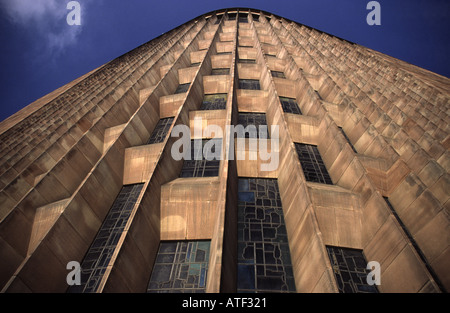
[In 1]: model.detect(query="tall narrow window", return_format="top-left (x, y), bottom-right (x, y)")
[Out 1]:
top-left (238, 79), bottom-right (261, 90)
top-left (338, 127), bottom-right (357, 153)
top-left (279, 96), bottom-right (302, 115)
top-left (147, 117), bottom-right (174, 144)
top-left (174, 83), bottom-right (190, 94)
top-left (179, 139), bottom-right (221, 177)
top-left (237, 178), bottom-right (296, 293)
top-left (201, 94), bottom-right (227, 110)
top-left (237, 112), bottom-right (269, 139)
top-left (68, 183), bottom-right (144, 293)
top-left (147, 241), bottom-right (211, 293)
top-left (294, 143), bottom-right (333, 184)
top-left (326, 246), bottom-right (378, 293)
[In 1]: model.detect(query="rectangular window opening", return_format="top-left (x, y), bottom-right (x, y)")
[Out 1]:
top-left (279, 96), bottom-right (302, 115)
top-left (237, 112), bottom-right (269, 139)
top-left (147, 117), bottom-right (174, 144)
top-left (147, 240), bottom-right (211, 293)
top-left (238, 79), bottom-right (261, 90)
top-left (271, 71), bottom-right (286, 79)
top-left (174, 83), bottom-right (190, 94)
top-left (237, 178), bottom-right (296, 293)
top-left (294, 143), bottom-right (333, 185)
top-left (211, 68), bottom-right (230, 75)
top-left (179, 139), bottom-right (222, 178)
top-left (326, 246), bottom-right (378, 293)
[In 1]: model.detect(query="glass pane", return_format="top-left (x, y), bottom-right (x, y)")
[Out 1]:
top-left (237, 113), bottom-right (269, 139)
top-left (67, 183), bottom-right (144, 293)
top-left (179, 139), bottom-right (222, 177)
top-left (279, 96), bottom-right (302, 114)
top-left (174, 83), bottom-right (190, 94)
top-left (271, 71), bottom-right (285, 78)
top-left (238, 79), bottom-right (261, 90)
top-left (148, 241), bottom-right (211, 293)
top-left (201, 94), bottom-right (227, 110)
top-left (294, 143), bottom-right (333, 185)
top-left (147, 117), bottom-right (174, 144)
top-left (211, 68), bottom-right (230, 75)
top-left (238, 59), bottom-right (256, 64)
top-left (237, 178), bottom-right (296, 293)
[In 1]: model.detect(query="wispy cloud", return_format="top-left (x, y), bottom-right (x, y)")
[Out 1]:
top-left (1, 0), bottom-right (85, 57)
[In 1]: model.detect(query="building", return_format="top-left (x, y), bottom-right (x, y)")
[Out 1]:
top-left (0, 8), bottom-right (448, 293)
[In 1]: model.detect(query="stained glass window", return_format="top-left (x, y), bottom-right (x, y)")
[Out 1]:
top-left (67, 183), bottom-right (144, 293)
top-left (326, 246), bottom-right (378, 293)
top-left (238, 14), bottom-right (248, 23)
top-left (238, 79), bottom-right (261, 90)
top-left (174, 83), bottom-right (190, 94)
top-left (237, 178), bottom-right (296, 293)
top-left (147, 241), bottom-right (211, 293)
top-left (279, 96), bottom-right (302, 115)
top-left (179, 139), bottom-right (221, 177)
top-left (147, 117), bottom-right (174, 144)
top-left (200, 94), bottom-right (227, 110)
top-left (237, 112), bottom-right (269, 139)
top-left (271, 71), bottom-right (286, 78)
top-left (211, 68), bottom-right (230, 75)
top-left (294, 143), bottom-right (333, 185)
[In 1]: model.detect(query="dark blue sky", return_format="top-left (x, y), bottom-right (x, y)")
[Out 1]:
top-left (0, 0), bottom-right (449, 123)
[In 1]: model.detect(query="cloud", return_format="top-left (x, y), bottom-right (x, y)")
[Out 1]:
top-left (1, 0), bottom-right (85, 56)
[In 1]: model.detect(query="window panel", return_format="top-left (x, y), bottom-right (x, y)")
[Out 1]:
top-left (338, 127), bottom-right (357, 153)
top-left (326, 246), bottom-right (378, 293)
top-left (279, 96), bottom-right (302, 114)
top-left (238, 79), bottom-right (261, 90)
top-left (211, 68), bottom-right (230, 75)
top-left (200, 94), bottom-right (227, 110)
top-left (67, 183), bottom-right (144, 293)
top-left (237, 113), bottom-right (269, 139)
top-left (238, 59), bottom-right (256, 64)
top-left (179, 139), bottom-right (221, 177)
top-left (147, 117), bottom-right (174, 144)
top-left (147, 241), bottom-right (211, 293)
top-left (294, 143), bottom-right (333, 184)
top-left (271, 71), bottom-right (285, 78)
top-left (237, 178), bottom-right (296, 293)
